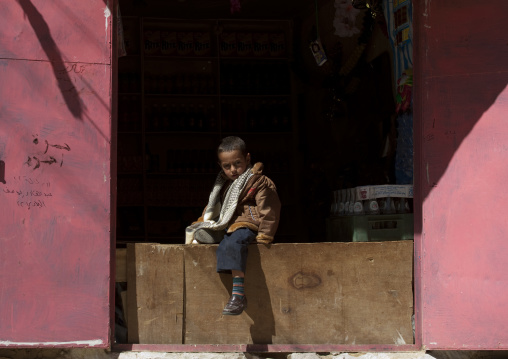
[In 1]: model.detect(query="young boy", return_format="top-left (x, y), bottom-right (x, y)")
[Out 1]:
top-left (185, 136), bottom-right (281, 315)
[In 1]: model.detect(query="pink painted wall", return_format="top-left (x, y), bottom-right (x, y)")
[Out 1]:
top-left (0, 0), bottom-right (113, 347)
top-left (414, 0), bottom-right (508, 350)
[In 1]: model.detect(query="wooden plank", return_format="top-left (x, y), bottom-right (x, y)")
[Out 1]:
top-left (130, 244), bottom-right (185, 344)
top-left (184, 245), bottom-right (255, 344)
top-left (184, 241), bottom-right (413, 345)
top-left (126, 244), bottom-right (139, 343)
top-left (116, 248), bottom-right (127, 282)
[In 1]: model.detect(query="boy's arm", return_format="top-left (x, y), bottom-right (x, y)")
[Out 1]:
top-left (254, 180), bottom-right (281, 244)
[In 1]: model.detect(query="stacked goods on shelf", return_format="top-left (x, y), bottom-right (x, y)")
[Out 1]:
top-left (326, 185), bottom-right (414, 243)
top-left (220, 63), bottom-right (289, 95)
top-left (117, 177), bottom-right (143, 206)
top-left (221, 98), bottom-right (291, 132)
top-left (118, 95), bottom-right (141, 132)
top-left (165, 150), bottom-right (217, 174)
top-left (144, 27), bottom-right (213, 57)
top-left (144, 71), bottom-right (216, 95)
top-left (117, 136), bottom-right (143, 173)
top-left (330, 185), bottom-right (413, 217)
top-left (145, 102), bottom-right (218, 132)
top-left (219, 31), bottom-right (286, 58)
top-left (118, 72), bottom-right (141, 93)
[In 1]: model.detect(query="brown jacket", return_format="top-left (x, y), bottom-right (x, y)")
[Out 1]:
top-left (196, 162), bottom-right (281, 244)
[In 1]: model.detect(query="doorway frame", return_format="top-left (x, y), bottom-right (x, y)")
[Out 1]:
top-left (111, 0), bottom-right (424, 352)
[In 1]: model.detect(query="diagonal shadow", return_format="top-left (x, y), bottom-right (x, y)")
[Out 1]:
top-left (413, 0), bottom-right (508, 232)
top-left (16, 0), bottom-right (85, 120)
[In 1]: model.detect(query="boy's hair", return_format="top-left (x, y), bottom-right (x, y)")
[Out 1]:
top-left (217, 136), bottom-right (247, 156)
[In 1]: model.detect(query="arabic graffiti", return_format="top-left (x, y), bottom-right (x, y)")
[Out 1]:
top-left (11, 176), bottom-right (51, 187)
top-left (44, 139), bottom-right (71, 154)
top-left (3, 188), bottom-right (53, 198)
top-left (25, 134), bottom-right (71, 171)
top-left (2, 177), bottom-right (53, 210)
top-left (17, 200), bottom-right (47, 209)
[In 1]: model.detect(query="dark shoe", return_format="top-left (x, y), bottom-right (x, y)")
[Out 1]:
top-left (222, 295), bottom-right (247, 316)
top-left (194, 229), bottom-right (224, 244)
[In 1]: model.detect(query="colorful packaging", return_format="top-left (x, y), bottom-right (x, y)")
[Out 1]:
top-left (269, 32), bottom-right (286, 57)
top-left (252, 32), bottom-right (269, 57)
top-left (193, 31), bottom-right (211, 56)
top-left (144, 30), bottom-right (160, 55)
top-left (309, 38), bottom-right (327, 66)
top-left (177, 32), bottom-right (194, 56)
top-left (161, 31), bottom-right (177, 55)
top-left (236, 32), bottom-right (253, 57)
top-left (220, 32), bottom-right (237, 57)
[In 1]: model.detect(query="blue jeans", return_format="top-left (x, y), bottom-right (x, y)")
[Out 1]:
top-left (216, 228), bottom-right (256, 273)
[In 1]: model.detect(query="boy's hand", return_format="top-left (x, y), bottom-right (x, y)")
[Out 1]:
top-left (191, 216), bottom-right (204, 225)
top-left (256, 233), bottom-right (274, 244)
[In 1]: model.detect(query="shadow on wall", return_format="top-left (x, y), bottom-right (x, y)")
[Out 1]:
top-left (413, 0), bottom-right (508, 231)
top-left (16, 0), bottom-right (86, 120)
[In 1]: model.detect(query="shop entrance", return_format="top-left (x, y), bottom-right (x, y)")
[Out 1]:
top-left (114, 0), bottom-right (415, 348)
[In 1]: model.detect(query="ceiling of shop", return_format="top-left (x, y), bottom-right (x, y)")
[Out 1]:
top-left (122, 0), bottom-right (326, 19)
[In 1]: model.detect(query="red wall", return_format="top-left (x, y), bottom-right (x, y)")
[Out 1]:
top-left (414, 0), bottom-right (508, 349)
top-left (0, 0), bottom-right (113, 347)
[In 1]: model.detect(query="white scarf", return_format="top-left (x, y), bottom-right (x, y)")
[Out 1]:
top-left (185, 168), bottom-right (253, 244)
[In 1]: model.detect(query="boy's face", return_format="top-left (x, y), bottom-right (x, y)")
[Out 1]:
top-left (218, 150), bottom-right (251, 181)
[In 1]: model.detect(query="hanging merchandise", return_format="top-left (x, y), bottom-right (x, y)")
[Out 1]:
top-left (310, 0), bottom-right (328, 66)
top-left (338, 8), bottom-right (374, 76)
top-left (310, 38), bottom-right (328, 66)
top-left (324, 7), bottom-right (375, 122)
top-left (394, 69), bottom-right (413, 184)
top-left (333, 0), bottom-right (361, 37)
top-left (395, 68), bottom-right (412, 113)
top-left (382, 0), bottom-right (413, 83)
top-left (395, 112), bottom-right (413, 184)
top-left (230, 0), bottom-right (241, 14)
top-left (383, 0), bottom-right (413, 184)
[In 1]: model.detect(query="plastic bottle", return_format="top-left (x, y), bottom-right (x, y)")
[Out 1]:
top-left (379, 197), bottom-right (396, 214)
top-left (348, 188), bottom-right (355, 215)
top-left (338, 189), bottom-right (346, 215)
top-left (343, 189), bottom-right (350, 216)
top-left (366, 198), bottom-right (380, 215)
top-left (353, 188), bottom-right (364, 215)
